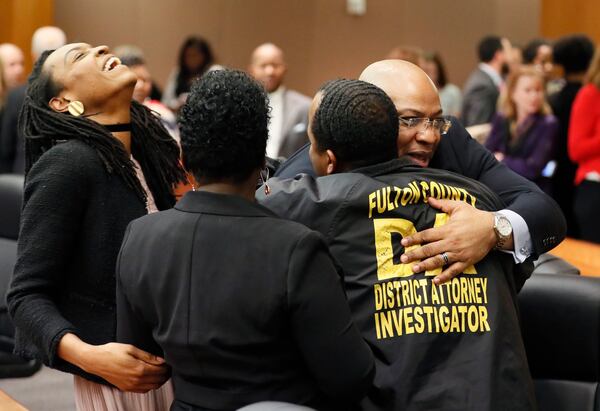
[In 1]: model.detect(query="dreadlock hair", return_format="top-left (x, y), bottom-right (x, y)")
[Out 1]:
top-left (312, 79), bottom-right (399, 170)
top-left (21, 49), bottom-right (186, 210)
top-left (179, 69), bottom-right (269, 183)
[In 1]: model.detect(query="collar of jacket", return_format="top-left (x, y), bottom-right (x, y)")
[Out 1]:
top-left (350, 157), bottom-right (422, 178)
top-left (175, 190), bottom-right (278, 217)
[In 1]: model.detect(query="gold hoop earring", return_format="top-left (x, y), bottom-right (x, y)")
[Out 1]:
top-left (67, 100), bottom-right (85, 117)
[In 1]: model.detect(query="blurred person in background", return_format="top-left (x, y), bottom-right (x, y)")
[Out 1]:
top-left (114, 44), bottom-right (163, 101)
top-left (507, 43), bottom-right (524, 74)
top-left (162, 36), bottom-right (220, 112)
top-left (0, 57), bottom-right (6, 131)
top-left (0, 44), bottom-right (24, 91)
top-left (386, 45), bottom-right (423, 65)
top-left (568, 48), bottom-right (600, 243)
top-left (0, 26), bottom-right (66, 173)
top-left (523, 39), bottom-right (553, 79)
top-left (485, 66), bottom-right (558, 192)
top-left (248, 43), bottom-right (310, 159)
top-left (462, 35), bottom-right (511, 127)
top-left (548, 34), bottom-right (595, 237)
top-left (420, 51), bottom-right (462, 117)
top-left (116, 45), bottom-right (179, 141)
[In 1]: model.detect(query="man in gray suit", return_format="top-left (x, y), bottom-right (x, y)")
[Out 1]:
top-left (249, 43), bottom-right (311, 159)
top-left (461, 36), bottom-right (510, 127)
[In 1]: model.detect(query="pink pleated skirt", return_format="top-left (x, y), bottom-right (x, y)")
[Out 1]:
top-left (73, 376), bottom-right (174, 411)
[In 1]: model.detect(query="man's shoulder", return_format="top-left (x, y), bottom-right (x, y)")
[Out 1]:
top-left (259, 173), bottom-right (364, 229)
top-left (285, 88), bottom-right (311, 106)
top-left (463, 68), bottom-right (494, 91)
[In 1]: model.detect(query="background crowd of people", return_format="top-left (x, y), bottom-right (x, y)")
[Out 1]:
top-left (0, 30), bottom-right (598, 243)
top-left (0, 23), bottom-right (597, 411)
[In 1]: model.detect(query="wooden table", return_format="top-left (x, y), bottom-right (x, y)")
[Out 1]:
top-left (0, 390), bottom-right (27, 411)
top-left (549, 237), bottom-right (600, 277)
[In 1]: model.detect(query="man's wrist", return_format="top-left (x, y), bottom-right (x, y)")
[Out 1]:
top-left (493, 212), bottom-right (514, 250)
top-left (496, 209), bottom-right (532, 262)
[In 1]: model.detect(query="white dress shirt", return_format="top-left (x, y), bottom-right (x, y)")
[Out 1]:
top-left (497, 209), bottom-right (532, 263)
top-left (266, 86), bottom-right (285, 158)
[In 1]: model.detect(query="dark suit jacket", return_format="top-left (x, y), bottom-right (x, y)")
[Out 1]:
top-left (0, 85), bottom-right (26, 173)
top-left (548, 81), bottom-right (582, 236)
top-left (461, 68), bottom-right (500, 127)
top-left (259, 159), bottom-right (536, 411)
top-left (273, 117), bottom-right (566, 258)
top-left (277, 89), bottom-right (311, 159)
top-left (116, 191), bottom-right (374, 410)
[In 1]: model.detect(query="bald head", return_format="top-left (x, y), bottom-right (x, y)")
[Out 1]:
top-left (251, 43), bottom-right (284, 64)
top-left (0, 43), bottom-right (25, 89)
top-left (248, 43), bottom-right (287, 92)
top-left (31, 26), bottom-right (67, 60)
top-left (360, 60), bottom-right (443, 167)
top-left (360, 59), bottom-right (439, 110)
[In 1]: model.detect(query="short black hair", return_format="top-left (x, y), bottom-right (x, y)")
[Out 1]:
top-left (478, 35), bottom-right (503, 63)
top-left (312, 79), bottom-right (398, 169)
top-left (523, 38), bottom-right (550, 64)
top-left (553, 35), bottom-right (595, 75)
top-left (179, 69), bottom-right (269, 182)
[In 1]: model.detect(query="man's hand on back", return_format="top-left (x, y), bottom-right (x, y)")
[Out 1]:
top-left (400, 197), bottom-right (508, 285)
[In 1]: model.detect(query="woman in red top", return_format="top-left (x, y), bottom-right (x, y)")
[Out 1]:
top-left (568, 49), bottom-right (600, 243)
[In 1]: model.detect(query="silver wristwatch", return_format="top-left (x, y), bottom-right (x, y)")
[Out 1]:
top-left (493, 213), bottom-right (513, 250)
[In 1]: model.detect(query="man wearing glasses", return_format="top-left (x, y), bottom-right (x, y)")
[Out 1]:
top-left (273, 59), bottom-right (566, 288)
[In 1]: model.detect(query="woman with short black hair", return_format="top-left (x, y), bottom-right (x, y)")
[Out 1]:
top-left (116, 69), bottom-right (375, 411)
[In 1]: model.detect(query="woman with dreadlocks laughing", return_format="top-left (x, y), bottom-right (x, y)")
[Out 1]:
top-left (6, 43), bottom-right (186, 410)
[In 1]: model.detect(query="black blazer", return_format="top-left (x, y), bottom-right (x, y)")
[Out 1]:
top-left (116, 191), bottom-right (374, 410)
top-left (273, 117), bottom-right (566, 258)
top-left (7, 140), bottom-right (150, 384)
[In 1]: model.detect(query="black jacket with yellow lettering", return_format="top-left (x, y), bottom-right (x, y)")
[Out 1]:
top-left (257, 158), bottom-right (536, 411)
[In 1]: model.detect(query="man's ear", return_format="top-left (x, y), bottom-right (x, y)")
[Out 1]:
top-left (325, 149), bottom-right (337, 175)
top-left (49, 96), bottom-right (70, 113)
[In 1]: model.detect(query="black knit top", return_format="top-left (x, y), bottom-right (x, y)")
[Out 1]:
top-left (7, 139), bottom-right (172, 384)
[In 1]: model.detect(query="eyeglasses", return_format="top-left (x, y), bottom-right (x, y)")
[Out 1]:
top-left (398, 116), bottom-right (452, 135)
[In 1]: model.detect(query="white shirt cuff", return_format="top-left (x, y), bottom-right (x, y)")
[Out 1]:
top-left (496, 209), bottom-right (532, 263)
